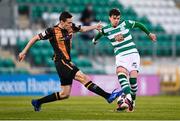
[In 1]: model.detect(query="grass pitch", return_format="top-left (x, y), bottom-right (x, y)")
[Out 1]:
top-left (0, 96), bottom-right (180, 120)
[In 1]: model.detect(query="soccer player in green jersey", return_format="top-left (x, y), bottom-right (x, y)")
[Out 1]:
top-left (92, 8), bottom-right (157, 112)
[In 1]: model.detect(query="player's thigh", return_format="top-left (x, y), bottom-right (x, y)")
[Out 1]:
top-left (129, 53), bottom-right (140, 78)
top-left (116, 55), bottom-right (129, 75)
top-left (74, 70), bottom-right (90, 85)
top-left (129, 53), bottom-right (140, 71)
top-left (55, 59), bottom-right (79, 85)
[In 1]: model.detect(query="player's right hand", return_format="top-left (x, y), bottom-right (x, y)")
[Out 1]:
top-left (18, 52), bottom-right (26, 62)
top-left (96, 22), bottom-right (102, 32)
top-left (115, 34), bottom-right (124, 42)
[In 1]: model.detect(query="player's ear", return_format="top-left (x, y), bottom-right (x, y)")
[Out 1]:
top-left (109, 16), bottom-right (111, 21)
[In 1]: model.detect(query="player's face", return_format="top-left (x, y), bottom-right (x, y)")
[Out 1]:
top-left (109, 15), bottom-right (120, 27)
top-left (63, 18), bottom-right (73, 30)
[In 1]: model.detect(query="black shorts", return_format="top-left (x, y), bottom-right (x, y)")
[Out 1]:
top-left (54, 59), bottom-right (79, 86)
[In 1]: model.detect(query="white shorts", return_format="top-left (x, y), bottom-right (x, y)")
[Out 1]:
top-left (115, 53), bottom-right (140, 72)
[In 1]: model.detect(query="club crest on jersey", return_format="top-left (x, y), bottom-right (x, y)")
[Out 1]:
top-left (132, 62), bottom-right (137, 68)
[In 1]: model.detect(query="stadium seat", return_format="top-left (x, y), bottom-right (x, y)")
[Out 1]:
top-left (154, 24), bottom-right (165, 33)
top-left (176, 41), bottom-right (180, 56)
top-left (156, 41), bottom-right (172, 56)
top-left (15, 68), bottom-right (29, 74)
top-left (45, 58), bottom-right (55, 67)
top-left (32, 6), bottom-right (49, 19)
top-left (71, 49), bottom-right (78, 59)
top-left (80, 67), bottom-right (106, 74)
top-left (50, 6), bottom-right (64, 13)
top-left (33, 55), bottom-right (43, 65)
top-left (176, 35), bottom-right (180, 41)
top-left (0, 58), bottom-right (15, 68)
top-left (0, 58), bottom-right (4, 67)
top-left (0, 29), bottom-right (8, 46)
top-left (72, 58), bottom-right (92, 67)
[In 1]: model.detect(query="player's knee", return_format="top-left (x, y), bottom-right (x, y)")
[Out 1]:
top-left (75, 71), bottom-right (90, 84)
top-left (80, 74), bottom-right (89, 84)
top-left (116, 66), bottom-right (128, 75)
top-left (82, 74), bottom-right (89, 81)
top-left (130, 71), bottom-right (138, 78)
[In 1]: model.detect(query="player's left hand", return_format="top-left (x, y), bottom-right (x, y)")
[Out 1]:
top-left (149, 33), bottom-right (157, 42)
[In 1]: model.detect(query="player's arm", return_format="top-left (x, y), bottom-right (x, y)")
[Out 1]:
top-left (18, 35), bottom-right (40, 62)
top-left (134, 22), bottom-right (157, 41)
top-left (80, 22), bottom-right (102, 32)
top-left (18, 28), bottom-right (53, 62)
top-left (92, 32), bottom-right (103, 45)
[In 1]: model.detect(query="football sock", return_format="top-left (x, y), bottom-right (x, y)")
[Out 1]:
top-left (37, 92), bottom-right (62, 105)
top-left (130, 78), bottom-right (138, 101)
top-left (118, 73), bottom-right (131, 95)
top-left (84, 81), bottom-right (110, 99)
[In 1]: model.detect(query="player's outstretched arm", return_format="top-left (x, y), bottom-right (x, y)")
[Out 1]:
top-left (92, 32), bottom-right (103, 45)
top-left (80, 22), bottom-right (102, 32)
top-left (18, 35), bottom-right (40, 62)
top-left (134, 22), bottom-right (157, 42)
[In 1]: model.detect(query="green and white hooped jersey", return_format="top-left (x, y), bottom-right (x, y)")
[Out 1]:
top-left (102, 20), bottom-right (138, 56)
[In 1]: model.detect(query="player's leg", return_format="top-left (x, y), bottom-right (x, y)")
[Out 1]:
top-left (74, 70), bottom-right (110, 99)
top-left (127, 53), bottom-right (140, 111)
top-left (31, 59), bottom-right (74, 111)
top-left (32, 85), bottom-right (71, 110)
top-left (31, 84), bottom-right (72, 112)
top-left (129, 70), bottom-right (138, 107)
top-left (37, 85), bottom-right (71, 104)
top-left (74, 70), bottom-right (122, 103)
top-left (116, 66), bottom-right (134, 111)
top-left (116, 66), bottom-right (131, 100)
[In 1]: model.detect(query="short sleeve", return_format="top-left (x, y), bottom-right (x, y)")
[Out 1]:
top-left (72, 23), bottom-right (81, 33)
top-left (125, 20), bottom-right (136, 28)
top-left (38, 28), bottom-right (53, 40)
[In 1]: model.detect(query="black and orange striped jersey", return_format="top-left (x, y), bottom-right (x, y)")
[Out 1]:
top-left (38, 23), bottom-right (81, 61)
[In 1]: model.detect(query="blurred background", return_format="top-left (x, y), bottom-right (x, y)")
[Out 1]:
top-left (0, 0), bottom-right (180, 96)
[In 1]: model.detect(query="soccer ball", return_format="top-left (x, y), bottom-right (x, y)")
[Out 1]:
top-left (116, 95), bottom-right (129, 111)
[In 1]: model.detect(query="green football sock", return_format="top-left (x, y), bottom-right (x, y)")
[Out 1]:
top-left (130, 78), bottom-right (138, 101)
top-left (118, 73), bottom-right (131, 94)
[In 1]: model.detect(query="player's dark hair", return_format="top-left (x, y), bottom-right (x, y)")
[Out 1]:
top-left (109, 8), bottom-right (121, 17)
top-left (59, 11), bottom-right (72, 22)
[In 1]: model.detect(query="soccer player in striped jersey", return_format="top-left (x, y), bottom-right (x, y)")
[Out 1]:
top-left (92, 8), bottom-right (157, 112)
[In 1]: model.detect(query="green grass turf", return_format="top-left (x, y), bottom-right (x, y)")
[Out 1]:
top-left (0, 96), bottom-right (180, 120)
